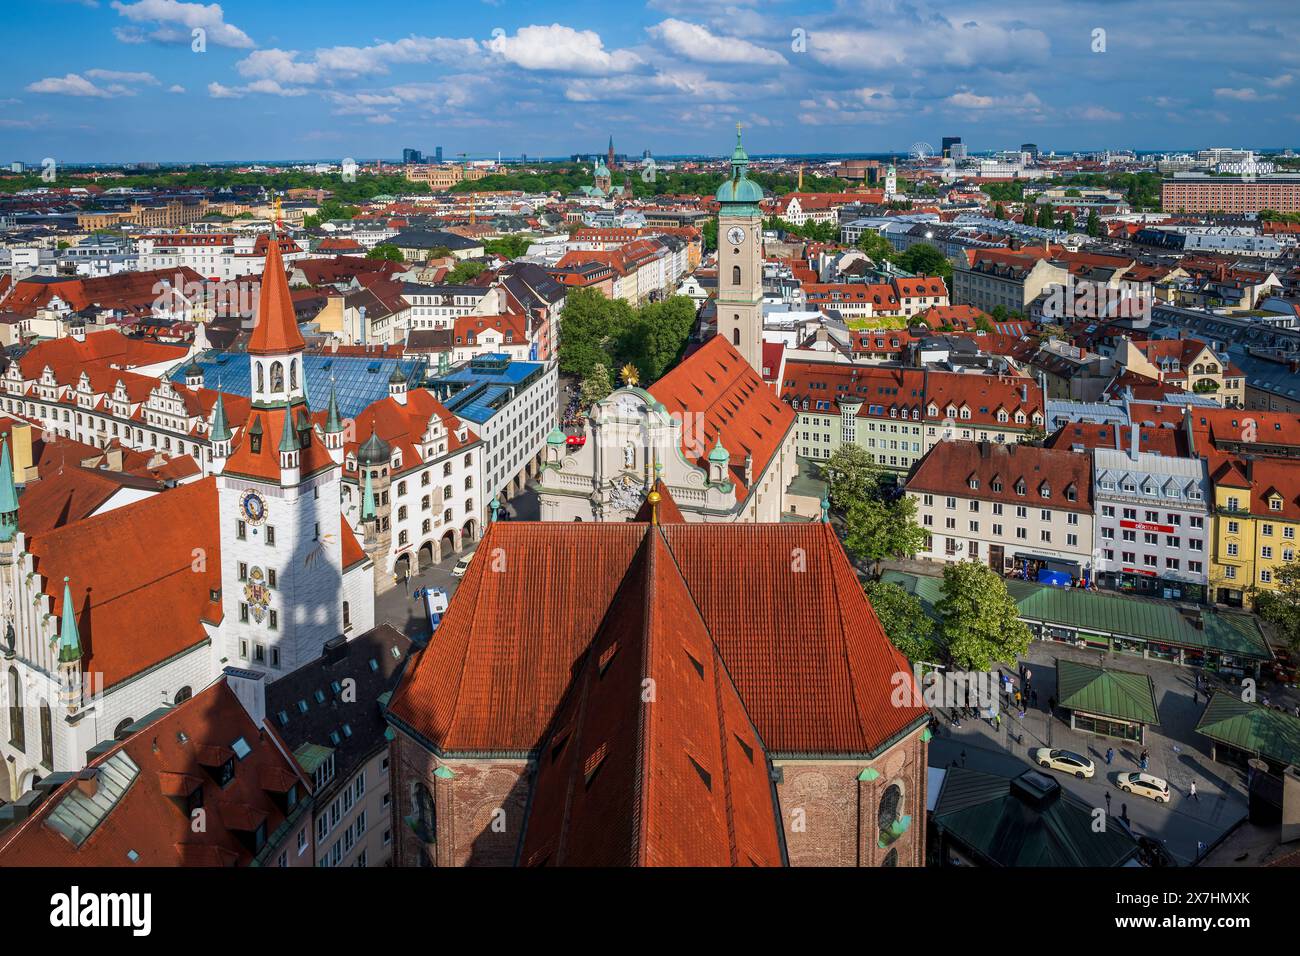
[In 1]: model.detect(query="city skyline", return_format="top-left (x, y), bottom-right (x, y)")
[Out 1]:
top-left (3, 0), bottom-right (1298, 163)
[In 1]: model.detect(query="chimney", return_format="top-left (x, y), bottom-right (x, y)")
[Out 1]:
top-left (74, 768), bottom-right (100, 798)
top-left (1129, 421), bottom-right (1140, 461)
top-left (222, 666), bottom-right (266, 728)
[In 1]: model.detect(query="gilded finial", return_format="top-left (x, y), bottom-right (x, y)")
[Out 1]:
top-left (647, 490), bottom-right (661, 526)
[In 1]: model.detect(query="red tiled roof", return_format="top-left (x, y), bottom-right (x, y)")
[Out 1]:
top-left (647, 335), bottom-right (794, 501)
top-left (247, 237), bottom-right (305, 355)
top-left (0, 680), bottom-right (307, 866)
top-left (907, 441), bottom-right (1093, 512)
top-left (224, 405), bottom-right (335, 483)
top-left (519, 531), bottom-right (782, 866)
top-left (387, 521), bottom-right (926, 759)
top-left (27, 477), bottom-right (222, 689)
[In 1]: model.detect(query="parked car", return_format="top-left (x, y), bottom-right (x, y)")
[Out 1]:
top-left (1033, 747), bottom-right (1096, 779)
top-left (1117, 772), bottom-right (1171, 803)
top-left (450, 550), bottom-right (477, 579)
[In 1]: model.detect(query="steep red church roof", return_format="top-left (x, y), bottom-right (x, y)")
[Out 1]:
top-left (247, 236), bottom-right (306, 355)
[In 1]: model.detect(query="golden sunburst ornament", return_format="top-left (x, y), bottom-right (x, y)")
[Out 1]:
top-left (620, 364), bottom-right (640, 387)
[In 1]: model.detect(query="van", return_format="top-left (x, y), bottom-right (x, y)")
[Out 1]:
top-left (450, 550), bottom-right (477, 579)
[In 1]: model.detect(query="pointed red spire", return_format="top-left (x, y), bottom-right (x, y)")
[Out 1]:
top-left (248, 234), bottom-right (305, 355)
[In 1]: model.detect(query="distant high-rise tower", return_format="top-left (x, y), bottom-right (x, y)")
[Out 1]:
top-left (435, 145), bottom-right (443, 163)
top-left (942, 136), bottom-right (961, 159)
top-left (884, 164), bottom-right (898, 199)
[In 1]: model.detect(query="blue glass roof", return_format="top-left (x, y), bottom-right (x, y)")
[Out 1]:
top-left (429, 353), bottom-right (546, 424)
top-left (169, 351), bottom-right (423, 419)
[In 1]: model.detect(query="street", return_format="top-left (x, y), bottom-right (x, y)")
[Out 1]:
top-left (929, 638), bottom-right (1252, 866)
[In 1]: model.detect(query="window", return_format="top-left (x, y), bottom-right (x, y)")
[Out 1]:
top-left (8, 667), bottom-right (25, 752)
top-left (266, 526), bottom-right (276, 546)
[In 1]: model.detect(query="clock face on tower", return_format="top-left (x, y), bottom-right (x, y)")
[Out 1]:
top-left (239, 489), bottom-right (267, 525)
top-left (726, 226), bottom-right (746, 246)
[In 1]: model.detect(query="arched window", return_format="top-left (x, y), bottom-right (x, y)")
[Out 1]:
top-left (464, 498), bottom-right (473, 513)
top-left (173, 686), bottom-right (192, 705)
top-left (270, 362), bottom-right (285, 393)
top-left (256, 363), bottom-right (265, 393)
top-left (343, 601), bottom-right (351, 629)
top-left (881, 847), bottom-right (898, 867)
top-left (39, 700), bottom-right (53, 769)
top-left (443, 508), bottom-right (453, 523)
top-left (732, 265), bottom-right (742, 286)
top-left (114, 717), bottom-right (135, 740)
top-left (7, 667), bottom-right (24, 752)
top-left (733, 328), bottom-right (741, 346)
top-left (413, 782), bottom-right (436, 843)
top-left (289, 359), bottom-right (298, 390)
top-left (878, 783), bottom-right (902, 833)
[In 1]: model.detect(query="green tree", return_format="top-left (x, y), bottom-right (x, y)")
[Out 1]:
top-left (892, 242), bottom-right (951, 280)
top-left (579, 363), bottom-right (614, 407)
top-left (823, 443), bottom-right (882, 509)
top-left (993, 202), bottom-right (1007, 221)
top-left (1086, 209), bottom-right (1103, 237)
top-left (841, 493), bottom-right (927, 574)
top-left (365, 243), bottom-right (403, 262)
top-left (865, 580), bottom-right (938, 661)
top-left (623, 296), bottom-right (697, 382)
top-left (1255, 564), bottom-right (1300, 652)
top-left (1060, 212), bottom-right (1075, 233)
top-left (445, 260), bottom-right (487, 284)
top-left (935, 560), bottom-right (1033, 671)
top-left (1037, 203), bottom-right (1055, 229)
top-left (856, 230), bottom-right (896, 263)
top-left (483, 235), bottom-right (532, 259)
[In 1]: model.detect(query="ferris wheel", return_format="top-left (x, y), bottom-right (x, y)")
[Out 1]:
top-left (910, 141), bottom-right (934, 162)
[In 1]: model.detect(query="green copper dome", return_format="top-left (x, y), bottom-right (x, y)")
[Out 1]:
top-left (546, 426), bottom-right (567, 445)
top-left (714, 124), bottom-right (764, 206)
top-left (708, 437), bottom-right (730, 463)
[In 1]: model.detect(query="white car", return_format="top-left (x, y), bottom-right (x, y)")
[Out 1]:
top-left (1117, 772), bottom-right (1171, 803)
top-left (1033, 748), bottom-right (1096, 779)
top-left (450, 550), bottom-right (477, 579)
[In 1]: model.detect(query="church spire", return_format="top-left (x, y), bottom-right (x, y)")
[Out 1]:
top-left (0, 436), bottom-right (18, 543)
top-left (248, 235), bottom-right (305, 356)
top-left (57, 577), bottom-right (82, 663)
top-left (210, 392), bottom-right (232, 443)
top-left (324, 380), bottom-right (344, 434)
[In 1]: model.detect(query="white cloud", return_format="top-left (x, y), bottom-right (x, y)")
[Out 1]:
top-left (1073, 106), bottom-right (1123, 121)
top-left (235, 36), bottom-right (481, 87)
top-left (27, 74), bottom-right (116, 97)
top-left (1214, 87), bottom-right (1272, 101)
top-left (206, 81), bottom-right (242, 98)
top-left (85, 68), bottom-right (158, 84)
top-left (810, 20), bottom-right (1047, 72)
top-left (111, 0), bottom-right (254, 49)
top-left (168, 84), bottom-right (185, 93)
top-left (486, 24), bottom-right (642, 75)
top-left (113, 25), bottom-right (148, 43)
top-left (647, 19), bottom-right (786, 66)
top-left (365, 114), bottom-right (395, 125)
top-left (945, 90), bottom-right (1042, 112)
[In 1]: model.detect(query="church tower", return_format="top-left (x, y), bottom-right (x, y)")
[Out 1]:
top-left (715, 124), bottom-right (764, 374)
top-left (217, 235), bottom-right (349, 677)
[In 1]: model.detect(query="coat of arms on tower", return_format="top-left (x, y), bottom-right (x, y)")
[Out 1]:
top-left (243, 566), bottom-right (271, 623)
top-left (606, 473), bottom-right (644, 512)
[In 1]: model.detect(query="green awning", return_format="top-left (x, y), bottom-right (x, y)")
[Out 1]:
top-left (1195, 692), bottom-right (1300, 766)
top-left (1056, 659), bottom-right (1159, 726)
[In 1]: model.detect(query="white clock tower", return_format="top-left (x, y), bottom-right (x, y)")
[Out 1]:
top-left (217, 236), bottom-right (347, 676)
top-left (715, 124), bottom-right (765, 374)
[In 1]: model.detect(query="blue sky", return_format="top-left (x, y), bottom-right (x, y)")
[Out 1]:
top-left (3, 0), bottom-right (1298, 163)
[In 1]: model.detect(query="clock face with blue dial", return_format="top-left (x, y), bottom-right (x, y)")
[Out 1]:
top-left (239, 490), bottom-right (267, 525)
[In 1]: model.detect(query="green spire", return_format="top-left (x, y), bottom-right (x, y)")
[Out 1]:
top-left (0, 437), bottom-right (18, 543)
top-left (58, 577), bottom-right (82, 664)
top-left (325, 382), bottom-right (344, 434)
top-left (279, 406), bottom-right (298, 453)
top-left (708, 435), bottom-right (730, 463)
top-left (210, 393), bottom-right (232, 443)
top-left (361, 468), bottom-right (376, 522)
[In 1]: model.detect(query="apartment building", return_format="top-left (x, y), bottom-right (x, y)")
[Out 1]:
top-left (1209, 455), bottom-right (1300, 608)
top-left (266, 625), bottom-right (412, 868)
top-left (1161, 174), bottom-right (1300, 215)
top-left (907, 440), bottom-right (1094, 578)
top-left (952, 249), bottom-right (1069, 315)
top-left (1092, 440), bottom-right (1211, 602)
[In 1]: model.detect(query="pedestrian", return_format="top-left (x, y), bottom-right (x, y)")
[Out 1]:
top-left (1048, 695), bottom-right (1056, 713)
top-left (1025, 668), bottom-right (1032, 684)
top-left (1105, 791), bottom-right (1112, 813)
top-left (1105, 747), bottom-right (1114, 766)
top-left (1192, 690), bottom-right (1198, 706)
top-left (1121, 802), bottom-right (1129, 823)
top-left (1189, 780), bottom-right (1199, 801)
top-left (1014, 690), bottom-right (1022, 706)
top-left (1031, 689), bottom-right (1039, 707)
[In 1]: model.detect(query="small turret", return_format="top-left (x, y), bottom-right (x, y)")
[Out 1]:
top-left (209, 393), bottom-right (233, 466)
top-left (57, 576), bottom-right (83, 712)
top-left (0, 436), bottom-right (18, 544)
top-left (323, 381), bottom-right (345, 459)
top-left (389, 365), bottom-right (408, 405)
top-left (707, 435), bottom-right (730, 484)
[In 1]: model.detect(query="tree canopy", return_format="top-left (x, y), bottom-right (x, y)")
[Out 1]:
top-left (865, 580), bottom-right (938, 662)
top-left (558, 287), bottom-right (697, 387)
top-left (935, 561), bottom-right (1032, 671)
